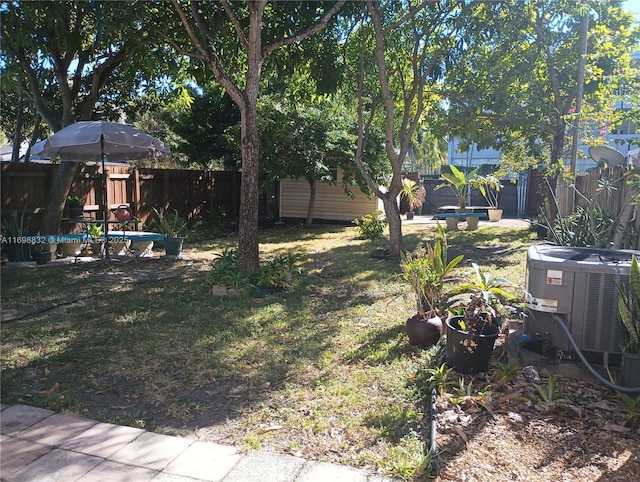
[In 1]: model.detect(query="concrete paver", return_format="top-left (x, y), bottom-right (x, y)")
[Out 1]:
top-left (0, 405), bottom-right (54, 436)
top-left (0, 404), bottom-right (397, 481)
top-left (222, 451), bottom-right (307, 482)
top-left (76, 460), bottom-right (159, 482)
top-left (13, 413), bottom-right (98, 446)
top-left (163, 440), bottom-right (242, 481)
top-left (59, 420), bottom-right (145, 458)
top-left (297, 461), bottom-right (370, 482)
top-left (9, 448), bottom-right (103, 482)
top-left (108, 431), bottom-right (193, 470)
top-left (0, 437), bottom-right (52, 480)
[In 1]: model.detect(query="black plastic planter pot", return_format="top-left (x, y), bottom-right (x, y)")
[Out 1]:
top-left (33, 250), bottom-right (52, 265)
top-left (445, 316), bottom-right (499, 374)
top-left (164, 237), bottom-right (184, 256)
top-left (68, 207), bottom-right (84, 219)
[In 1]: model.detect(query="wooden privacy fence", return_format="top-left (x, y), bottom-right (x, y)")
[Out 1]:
top-left (530, 165), bottom-right (639, 249)
top-left (572, 165), bottom-right (634, 214)
top-left (1, 163), bottom-right (242, 235)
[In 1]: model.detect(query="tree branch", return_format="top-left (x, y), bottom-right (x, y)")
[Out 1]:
top-left (385, 0), bottom-right (437, 33)
top-left (220, 0), bottom-right (248, 49)
top-left (171, 0), bottom-right (245, 107)
top-left (262, 0), bottom-right (346, 58)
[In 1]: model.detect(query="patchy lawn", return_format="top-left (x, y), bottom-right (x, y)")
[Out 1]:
top-left (1, 223), bottom-right (638, 481)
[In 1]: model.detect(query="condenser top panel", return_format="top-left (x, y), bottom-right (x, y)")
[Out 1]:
top-left (527, 245), bottom-right (638, 273)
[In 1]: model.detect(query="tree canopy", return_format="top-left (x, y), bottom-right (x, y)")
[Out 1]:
top-left (444, 0), bottom-right (639, 178)
top-left (2, 0), bottom-right (638, 253)
top-left (1, 0), bottom-right (180, 233)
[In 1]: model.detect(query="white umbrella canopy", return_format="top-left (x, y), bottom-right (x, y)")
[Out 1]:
top-left (31, 120), bottom-right (170, 162)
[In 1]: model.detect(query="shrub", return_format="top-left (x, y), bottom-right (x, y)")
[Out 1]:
top-left (208, 248), bottom-right (299, 290)
top-left (353, 210), bottom-right (387, 241)
top-left (541, 205), bottom-right (615, 248)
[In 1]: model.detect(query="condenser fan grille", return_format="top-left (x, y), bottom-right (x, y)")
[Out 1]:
top-left (582, 272), bottom-right (626, 352)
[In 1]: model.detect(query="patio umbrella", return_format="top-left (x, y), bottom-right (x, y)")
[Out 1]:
top-left (31, 121), bottom-right (170, 258)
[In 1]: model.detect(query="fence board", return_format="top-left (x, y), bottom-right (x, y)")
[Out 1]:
top-left (2, 163), bottom-right (241, 234)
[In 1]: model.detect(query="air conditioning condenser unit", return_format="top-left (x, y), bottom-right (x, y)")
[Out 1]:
top-left (525, 245), bottom-right (640, 356)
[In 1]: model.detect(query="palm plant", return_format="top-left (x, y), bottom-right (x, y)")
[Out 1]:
top-left (401, 178), bottom-right (422, 213)
top-left (470, 175), bottom-right (502, 209)
top-left (1, 205), bottom-right (28, 238)
top-left (435, 165), bottom-right (478, 209)
top-left (400, 223), bottom-right (464, 318)
top-left (453, 262), bottom-right (518, 312)
top-left (152, 207), bottom-right (187, 238)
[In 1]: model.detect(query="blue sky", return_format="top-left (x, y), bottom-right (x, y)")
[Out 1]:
top-left (623, 0), bottom-right (640, 20)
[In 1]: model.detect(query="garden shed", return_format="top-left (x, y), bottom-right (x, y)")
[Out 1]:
top-left (279, 168), bottom-right (379, 223)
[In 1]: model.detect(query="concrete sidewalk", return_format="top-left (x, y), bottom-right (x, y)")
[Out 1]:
top-left (1, 404), bottom-right (394, 482)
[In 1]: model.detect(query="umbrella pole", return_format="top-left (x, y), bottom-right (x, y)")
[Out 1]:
top-left (101, 136), bottom-right (110, 261)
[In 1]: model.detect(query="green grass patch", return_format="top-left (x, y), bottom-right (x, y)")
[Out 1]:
top-left (1, 223), bottom-right (535, 477)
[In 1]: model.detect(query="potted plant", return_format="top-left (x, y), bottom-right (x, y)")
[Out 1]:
top-left (617, 254), bottom-right (640, 388)
top-left (445, 263), bottom-right (517, 374)
top-left (400, 223), bottom-right (464, 347)
top-left (471, 174), bottom-right (503, 222)
top-left (31, 242), bottom-right (52, 265)
top-left (1, 206), bottom-right (31, 262)
top-left (531, 211), bottom-right (548, 240)
top-left (66, 194), bottom-right (86, 220)
top-left (445, 294), bottom-right (501, 374)
top-left (435, 165), bottom-right (478, 211)
top-left (86, 223), bottom-right (104, 256)
top-left (152, 207), bottom-right (187, 256)
top-left (435, 165), bottom-right (480, 230)
top-left (400, 178), bottom-right (423, 220)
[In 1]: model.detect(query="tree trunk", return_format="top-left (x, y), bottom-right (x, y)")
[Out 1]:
top-left (237, 99), bottom-right (261, 275)
top-left (381, 194), bottom-right (403, 256)
top-left (24, 119), bottom-right (44, 163)
top-left (41, 162), bottom-right (79, 234)
top-left (544, 124), bottom-right (565, 223)
top-left (613, 191), bottom-right (637, 249)
top-left (305, 178), bottom-right (316, 227)
top-left (11, 105), bottom-right (24, 163)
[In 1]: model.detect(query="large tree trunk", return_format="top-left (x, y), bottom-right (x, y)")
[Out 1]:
top-left (305, 179), bottom-right (316, 227)
top-left (41, 162), bottom-right (79, 235)
top-left (237, 100), bottom-right (261, 274)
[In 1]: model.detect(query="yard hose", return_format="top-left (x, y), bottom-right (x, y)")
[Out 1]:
top-left (552, 314), bottom-right (640, 395)
top-left (429, 387), bottom-right (438, 474)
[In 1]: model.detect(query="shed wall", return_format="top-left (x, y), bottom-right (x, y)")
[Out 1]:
top-left (279, 173), bottom-right (378, 222)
